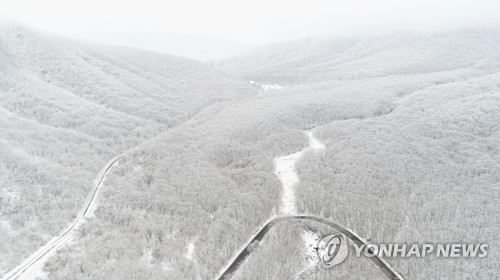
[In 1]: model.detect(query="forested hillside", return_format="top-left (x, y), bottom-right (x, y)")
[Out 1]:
top-left (39, 29), bottom-right (500, 280)
top-left (0, 23), bottom-right (255, 275)
top-left (214, 29), bottom-right (500, 85)
top-left (296, 72), bottom-right (500, 279)
top-left (2, 25), bottom-right (499, 280)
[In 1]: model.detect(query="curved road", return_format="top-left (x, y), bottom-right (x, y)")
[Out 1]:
top-left (2, 106), bottom-right (216, 280)
top-left (217, 215), bottom-right (405, 280)
top-left (1, 157), bottom-right (121, 280)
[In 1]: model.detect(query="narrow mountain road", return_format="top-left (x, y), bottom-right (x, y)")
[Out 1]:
top-left (2, 101), bottom-right (229, 280)
top-left (1, 157), bottom-right (121, 280)
top-left (1, 101), bottom-right (236, 280)
top-left (218, 130), bottom-right (404, 280)
top-left (216, 215), bottom-right (405, 280)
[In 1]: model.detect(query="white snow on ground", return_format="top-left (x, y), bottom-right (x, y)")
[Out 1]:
top-left (1, 188), bottom-right (19, 201)
top-left (249, 81), bottom-right (283, 92)
top-left (275, 130), bottom-right (325, 215)
top-left (274, 130), bottom-right (325, 275)
top-left (261, 84), bottom-right (283, 91)
top-left (306, 131), bottom-right (325, 150)
top-left (184, 241), bottom-right (202, 280)
top-left (0, 221), bottom-right (11, 232)
top-left (141, 248), bottom-right (154, 267)
top-left (296, 229), bottom-right (321, 277)
top-left (275, 151), bottom-right (304, 215)
top-left (299, 131), bottom-right (324, 275)
top-left (185, 242), bottom-right (195, 260)
top-left (161, 262), bottom-right (174, 272)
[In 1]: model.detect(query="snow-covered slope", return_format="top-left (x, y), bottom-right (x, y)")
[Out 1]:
top-left (3, 24), bottom-right (500, 280)
top-left (209, 28), bottom-right (500, 279)
top-left (211, 37), bottom-right (360, 82)
top-left (214, 29), bottom-right (500, 84)
top-left (0, 23), bottom-right (255, 133)
top-left (0, 23), bottom-right (256, 276)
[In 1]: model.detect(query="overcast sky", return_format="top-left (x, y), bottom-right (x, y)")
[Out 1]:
top-left (1, 0), bottom-right (499, 60)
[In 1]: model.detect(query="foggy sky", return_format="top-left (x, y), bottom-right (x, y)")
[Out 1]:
top-left (1, 0), bottom-right (499, 60)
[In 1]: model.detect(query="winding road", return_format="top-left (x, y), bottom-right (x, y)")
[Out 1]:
top-left (216, 215), bottom-right (405, 280)
top-left (1, 157), bottom-right (121, 280)
top-left (1, 103), bottom-right (217, 280)
top-left (4, 125), bottom-right (405, 280)
top-left (218, 130), bottom-right (404, 280)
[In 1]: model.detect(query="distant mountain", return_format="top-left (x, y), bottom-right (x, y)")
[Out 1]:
top-left (211, 37), bottom-right (360, 82)
top-left (0, 23), bottom-right (255, 137)
top-left (213, 29), bottom-right (500, 84)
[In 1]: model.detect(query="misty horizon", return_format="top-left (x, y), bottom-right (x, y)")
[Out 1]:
top-left (2, 0), bottom-right (500, 59)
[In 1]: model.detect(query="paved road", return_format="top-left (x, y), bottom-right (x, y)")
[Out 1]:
top-left (1, 157), bottom-right (121, 280)
top-left (217, 215), bottom-right (405, 280)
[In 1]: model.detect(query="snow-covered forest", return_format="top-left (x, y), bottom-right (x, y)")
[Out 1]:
top-left (1, 22), bottom-right (499, 280)
top-left (0, 23), bottom-right (255, 277)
